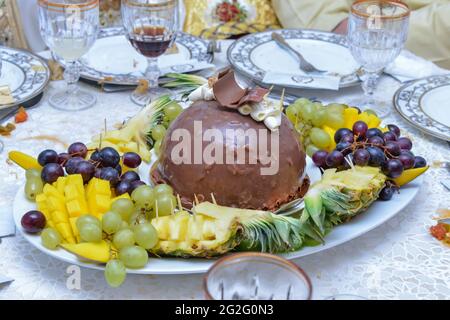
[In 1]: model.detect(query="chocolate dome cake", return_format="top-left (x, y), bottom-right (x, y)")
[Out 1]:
top-left (151, 100), bottom-right (309, 211)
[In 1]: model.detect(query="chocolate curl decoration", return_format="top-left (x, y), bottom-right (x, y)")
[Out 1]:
top-left (213, 70), bottom-right (269, 109)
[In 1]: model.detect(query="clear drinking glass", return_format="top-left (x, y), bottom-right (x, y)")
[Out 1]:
top-left (38, 0), bottom-right (99, 111)
top-left (121, 0), bottom-right (177, 106)
top-left (348, 0), bottom-right (410, 117)
top-left (204, 253), bottom-right (312, 300)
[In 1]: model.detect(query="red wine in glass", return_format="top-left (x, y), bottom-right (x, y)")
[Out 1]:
top-left (127, 26), bottom-right (173, 58)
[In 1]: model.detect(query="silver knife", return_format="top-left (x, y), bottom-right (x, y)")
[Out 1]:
top-left (441, 180), bottom-right (450, 191)
top-left (0, 274), bottom-right (14, 285)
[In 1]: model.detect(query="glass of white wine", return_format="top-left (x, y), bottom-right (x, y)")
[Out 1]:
top-left (348, 0), bottom-right (410, 117)
top-left (38, 0), bottom-right (99, 111)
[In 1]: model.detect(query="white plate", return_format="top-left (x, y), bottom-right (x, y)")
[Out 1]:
top-left (0, 47), bottom-right (50, 109)
top-left (59, 27), bottom-right (211, 85)
top-left (227, 29), bottom-right (360, 89)
top-left (394, 75), bottom-right (450, 141)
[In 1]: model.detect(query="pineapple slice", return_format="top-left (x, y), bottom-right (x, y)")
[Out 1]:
top-left (168, 212), bottom-right (190, 241)
top-left (187, 215), bottom-right (204, 241)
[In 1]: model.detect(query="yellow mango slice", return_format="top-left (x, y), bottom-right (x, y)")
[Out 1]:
top-left (54, 177), bottom-right (67, 195)
top-left (367, 114), bottom-right (381, 129)
top-left (52, 210), bottom-right (69, 224)
top-left (357, 112), bottom-right (371, 124)
top-left (88, 195), bottom-right (111, 217)
top-left (66, 199), bottom-right (85, 217)
top-left (343, 108), bottom-right (359, 129)
top-left (69, 217), bottom-right (80, 243)
top-left (43, 184), bottom-right (64, 201)
top-left (56, 222), bottom-right (75, 243)
top-left (8, 151), bottom-right (41, 170)
top-left (393, 166), bottom-right (429, 187)
top-left (60, 241), bottom-right (111, 263)
top-left (66, 174), bottom-right (85, 195)
top-left (46, 196), bottom-right (67, 214)
top-left (322, 125), bottom-right (337, 151)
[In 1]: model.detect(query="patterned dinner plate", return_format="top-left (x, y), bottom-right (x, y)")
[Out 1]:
top-left (58, 27), bottom-right (212, 86)
top-left (394, 75), bottom-right (450, 141)
top-left (227, 29), bottom-right (360, 89)
top-left (0, 46), bottom-right (50, 109)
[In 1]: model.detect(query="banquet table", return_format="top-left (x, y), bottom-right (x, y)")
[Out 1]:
top-left (0, 41), bottom-right (449, 300)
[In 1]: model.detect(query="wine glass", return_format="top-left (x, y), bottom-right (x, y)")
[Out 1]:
top-left (121, 0), bottom-right (177, 106)
top-left (347, 0), bottom-right (410, 117)
top-left (38, 0), bottom-right (99, 111)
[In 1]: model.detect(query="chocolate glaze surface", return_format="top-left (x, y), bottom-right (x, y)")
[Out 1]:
top-left (151, 100), bottom-right (307, 211)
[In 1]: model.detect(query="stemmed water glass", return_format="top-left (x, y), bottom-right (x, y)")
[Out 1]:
top-left (38, 0), bottom-right (99, 111)
top-left (348, 0), bottom-right (410, 117)
top-left (121, 0), bottom-right (178, 106)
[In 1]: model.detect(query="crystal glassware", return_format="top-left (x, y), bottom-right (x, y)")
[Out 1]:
top-left (347, 0), bottom-right (410, 117)
top-left (121, 0), bottom-right (177, 106)
top-left (203, 253), bottom-right (312, 300)
top-left (38, 0), bottom-right (99, 111)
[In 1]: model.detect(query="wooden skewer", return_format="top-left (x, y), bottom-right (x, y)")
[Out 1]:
top-left (155, 199), bottom-right (159, 219)
top-left (210, 193), bottom-right (217, 205)
top-left (194, 194), bottom-right (200, 206)
top-left (279, 88), bottom-right (286, 111)
top-left (177, 194), bottom-right (183, 212)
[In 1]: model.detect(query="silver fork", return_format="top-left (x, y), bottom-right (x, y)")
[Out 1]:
top-left (271, 32), bottom-right (326, 74)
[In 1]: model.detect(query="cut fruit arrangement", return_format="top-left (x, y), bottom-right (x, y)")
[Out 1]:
top-left (9, 90), bottom-right (429, 288)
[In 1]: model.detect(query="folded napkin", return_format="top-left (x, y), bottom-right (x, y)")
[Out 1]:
top-left (0, 206), bottom-right (15, 239)
top-left (385, 50), bottom-right (450, 83)
top-left (263, 72), bottom-right (341, 90)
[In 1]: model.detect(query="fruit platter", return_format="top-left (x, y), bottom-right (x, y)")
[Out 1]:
top-left (9, 70), bottom-right (428, 288)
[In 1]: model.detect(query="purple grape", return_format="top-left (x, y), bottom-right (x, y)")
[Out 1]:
top-left (75, 161), bottom-right (95, 183)
top-left (334, 128), bottom-right (353, 144)
top-left (99, 147), bottom-right (120, 168)
top-left (383, 131), bottom-right (397, 142)
top-left (352, 121), bottom-right (368, 138)
top-left (367, 146), bottom-right (386, 167)
top-left (326, 150), bottom-right (344, 168)
top-left (400, 150), bottom-right (415, 158)
top-left (38, 149), bottom-right (59, 166)
top-left (57, 153), bottom-right (71, 166)
top-left (122, 152), bottom-right (142, 168)
top-left (397, 137), bottom-right (412, 150)
top-left (312, 150), bottom-right (328, 168)
top-left (353, 149), bottom-right (370, 166)
top-left (336, 142), bottom-right (352, 156)
top-left (385, 141), bottom-right (401, 157)
top-left (121, 171), bottom-right (140, 183)
top-left (366, 128), bottom-right (383, 139)
top-left (340, 134), bottom-right (354, 144)
top-left (387, 124), bottom-right (401, 137)
top-left (130, 180), bottom-right (146, 192)
top-left (99, 167), bottom-right (120, 186)
top-left (68, 142), bottom-right (88, 158)
top-left (382, 159), bottom-right (404, 178)
top-left (41, 163), bottom-right (64, 183)
top-left (116, 181), bottom-right (132, 196)
top-left (368, 136), bottom-right (385, 147)
top-left (379, 186), bottom-right (395, 201)
top-left (65, 156), bottom-right (84, 174)
top-left (398, 153), bottom-right (415, 169)
top-left (21, 210), bottom-right (46, 233)
top-left (90, 150), bottom-right (101, 162)
top-left (115, 164), bottom-right (122, 176)
top-left (94, 168), bottom-right (102, 178)
top-left (414, 156), bottom-right (427, 168)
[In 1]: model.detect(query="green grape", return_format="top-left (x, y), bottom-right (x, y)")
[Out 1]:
top-left (41, 228), bottom-right (62, 250)
top-left (164, 103), bottom-right (183, 121)
top-left (111, 198), bottom-right (134, 221)
top-left (119, 221), bottom-right (129, 231)
top-left (128, 211), bottom-right (142, 227)
top-left (311, 107), bottom-right (327, 127)
top-left (102, 211), bottom-right (122, 234)
top-left (285, 104), bottom-right (301, 124)
top-left (324, 110), bottom-right (345, 130)
top-left (26, 169), bottom-right (42, 180)
top-left (326, 103), bottom-right (346, 114)
top-left (154, 194), bottom-right (176, 217)
top-left (364, 109), bottom-right (378, 116)
top-left (154, 139), bottom-right (162, 156)
top-left (79, 223), bottom-right (102, 242)
top-left (119, 245), bottom-right (149, 268)
top-left (113, 228), bottom-right (135, 250)
top-left (105, 260), bottom-right (127, 288)
top-left (134, 223), bottom-right (158, 249)
top-left (153, 184), bottom-right (173, 197)
top-left (25, 178), bottom-right (44, 201)
top-left (294, 98), bottom-right (312, 106)
top-left (305, 144), bottom-right (320, 157)
top-left (310, 128), bottom-right (331, 149)
top-left (76, 214), bottom-right (101, 230)
top-left (131, 185), bottom-right (154, 212)
top-left (299, 103), bottom-right (316, 121)
top-left (151, 124), bottom-right (167, 141)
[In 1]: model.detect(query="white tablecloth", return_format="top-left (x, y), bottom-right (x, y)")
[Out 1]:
top-left (0, 41), bottom-right (449, 300)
